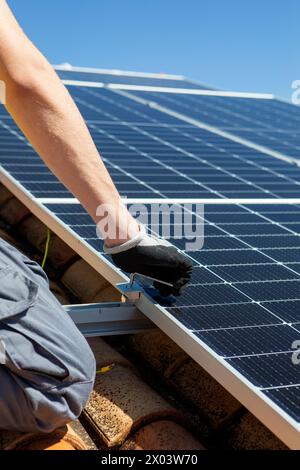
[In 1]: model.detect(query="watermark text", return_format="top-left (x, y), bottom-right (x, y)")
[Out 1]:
top-left (96, 202), bottom-right (204, 251)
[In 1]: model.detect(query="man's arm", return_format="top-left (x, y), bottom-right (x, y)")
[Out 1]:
top-left (0, 0), bottom-right (139, 246)
top-left (0, 1), bottom-right (193, 295)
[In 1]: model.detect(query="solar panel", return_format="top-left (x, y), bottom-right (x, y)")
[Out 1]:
top-left (55, 67), bottom-right (209, 90)
top-left (35, 199), bottom-right (300, 446)
top-left (61, 87), bottom-right (300, 199)
top-left (1, 72), bottom-right (300, 447)
top-left (124, 91), bottom-right (300, 160)
top-left (2, 86), bottom-right (300, 200)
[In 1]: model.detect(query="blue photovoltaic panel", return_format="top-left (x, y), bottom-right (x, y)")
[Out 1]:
top-left (44, 201), bottom-right (300, 429)
top-left (167, 204), bottom-right (300, 422)
top-left (227, 352), bottom-right (300, 387)
top-left (67, 86), bottom-right (181, 124)
top-left (45, 203), bottom-right (104, 252)
top-left (69, 87), bottom-right (300, 199)
top-left (1, 85), bottom-right (300, 199)
top-left (127, 91), bottom-right (300, 159)
top-left (127, 92), bottom-right (300, 130)
top-left (56, 68), bottom-right (210, 90)
top-left (236, 130), bottom-right (300, 159)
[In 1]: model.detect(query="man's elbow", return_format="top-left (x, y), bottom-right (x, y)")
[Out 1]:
top-left (5, 58), bottom-right (54, 95)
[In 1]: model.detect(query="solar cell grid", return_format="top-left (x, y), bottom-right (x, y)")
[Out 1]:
top-left (46, 202), bottom-right (300, 316)
top-left (195, 324), bottom-right (297, 357)
top-left (13, 101), bottom-right (295, 199)
top-left (70, 88), bottom-right (300, 197)
top-left (168, 303), bottom-right (280, 331)
top-left (130, 92), bottom-right (300, 131)
top-left (9, 176), bottom-right (300, 443)
top-left (237, 130), bottom-right (300, 159)
top-left (263, 388), bottom-right (300, 424)
top-left (69, 86), bottom-right (180, 124)
top-left (127, 90), bottom-right (300, 160)
top-left (227, 353), bottom-right (300, 388)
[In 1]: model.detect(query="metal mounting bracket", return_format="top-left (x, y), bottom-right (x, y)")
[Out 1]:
top-left (64, 273), bottom-right (173, 337)
top-left (64, 301), bottom-right (155, 337)
top-left (117, 272), bottom-right (174, 301)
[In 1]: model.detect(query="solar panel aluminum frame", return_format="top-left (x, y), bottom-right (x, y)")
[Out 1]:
top-left (1, 166), bottom-right (300, 449)
top-left (38, 197), bottom-right (300, 206)
top-left (106, 86), bottom-right (275, 98)
top-left (62, 81), bottom-right (276, 97)
top-left (54, 64), bottom-right (186, 80)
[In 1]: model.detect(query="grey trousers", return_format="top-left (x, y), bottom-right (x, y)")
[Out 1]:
top-left (0, 238), bottom-right (96, 433)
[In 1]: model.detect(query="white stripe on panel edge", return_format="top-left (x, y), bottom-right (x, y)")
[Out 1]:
top-left (55, 64), bottom-right (185, 80)
top-left (37, 198), bottom-right (300, 205)
top-left (0, 166), bottom-right (299, 449)
top-left (108, 84), bottom-right (274, 98)
top-left (62, 80), bottom-right (274, 99)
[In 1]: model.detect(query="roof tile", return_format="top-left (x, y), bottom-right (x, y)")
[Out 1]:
top-left (128, 331), bottom-right (189, 378)
top-left (120, 420), bottom-right (205, 450)
top-left (169, 360), bottom-right (241, 429)
top-left (0, 185), bottom-right (13, 206)
top-left (84, 364), bottom-right (184, 447)
top-left (88, 337), bottom-right (134, 371)
top-left (49, 280), bottom-right (71, 305)
top-left (61, 259), bottom-right (116, 302)
top-left (226, 412), bottom-right (288, 450)
top-left (0, 197), bottom-right (30, 226)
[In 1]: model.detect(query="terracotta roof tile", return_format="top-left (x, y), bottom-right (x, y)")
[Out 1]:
top-left (68, 420), bottom-right (98, 450)
top-left (128, 331), bottom-right (241, 430)
top-left (88, 337), bottom-right (134, 371)
top-left (129, 331), bottom-right (189, 378)
top-left (121, 420), bottom-right (205, 450)
top-left (90, 285), bottom-right (121, 303)
top-left (84, 364), bottom-right (185, 447)
top-left (18, 214), bottom-right (48, 251)
top-left (226, 412), bottom-right (288, 450)
top-left (0, 227), bottom-right (20, 246)
top-left (49, 280), bottom-right (71, 305)
top-left (0, 197), bottom-right (29, 226)
top-left (168, 360), bottom-right (241, 429)
top-left (0, 186), bottom-right (13, 206)
top-left (61, 259), bottom-right (119, 303)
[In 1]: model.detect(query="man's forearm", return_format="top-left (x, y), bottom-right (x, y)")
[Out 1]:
top-left (0, 1), bottom-right (139, 245)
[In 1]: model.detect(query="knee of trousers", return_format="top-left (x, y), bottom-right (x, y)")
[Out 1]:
top-left (0, 252), bottom-right (97, 432)
top-left (1, 367), bottom-right (95, 433)
top-left (1, 322), bottom-right (96, 432)
top-left (18, 340), bottom-right (96, 433)
top-left (26, 376), bottom-right (96, 433)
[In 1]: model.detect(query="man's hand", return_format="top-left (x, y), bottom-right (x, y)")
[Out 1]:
top-left (104, 226), bottom-right (193, 297)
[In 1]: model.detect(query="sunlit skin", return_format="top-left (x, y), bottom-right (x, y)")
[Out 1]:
top-left (0, 0), bottom-right (140, 247)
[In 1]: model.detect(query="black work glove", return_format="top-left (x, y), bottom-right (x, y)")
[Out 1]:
top-left (104, 226), bottom-right (193, 297)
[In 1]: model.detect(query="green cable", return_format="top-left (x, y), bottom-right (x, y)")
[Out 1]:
top-left (41, 228), bottom-right (51, 269)
top-left (96, 364), bottom-right (115, 375)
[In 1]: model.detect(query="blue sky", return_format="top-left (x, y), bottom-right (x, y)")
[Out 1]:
top-left (9, 0), bottom-right (299, 99)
